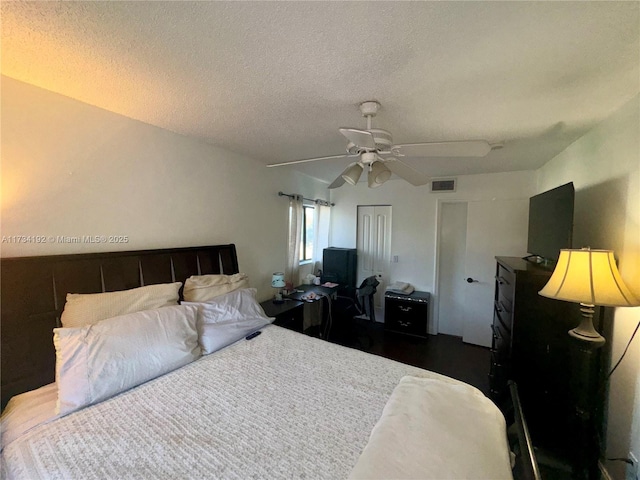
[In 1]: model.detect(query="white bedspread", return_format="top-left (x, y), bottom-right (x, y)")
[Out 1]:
top-left (349, 376), bottom-right (513, 480)
top-left (2, 326), bottom-right (503, 480)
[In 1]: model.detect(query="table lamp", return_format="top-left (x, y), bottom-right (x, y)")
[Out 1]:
top-left (271, 272), bottom-right (286, 304)
top-left (539, 248), bottom-right (639, 345)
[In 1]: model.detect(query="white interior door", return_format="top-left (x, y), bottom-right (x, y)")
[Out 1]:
top-left (437, 202), bottom-right (468, 337)
top-left (461, 199), bottom-right (529, 346)
top-left (437, 199), bottom-right (529, 346)
top-left (357, 206), bottom-right (392, 310)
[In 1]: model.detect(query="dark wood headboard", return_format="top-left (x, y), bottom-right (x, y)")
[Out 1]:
top-left (0, 244), bottom-right (240, 408)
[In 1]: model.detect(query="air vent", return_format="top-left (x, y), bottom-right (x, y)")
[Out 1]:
top-left (430, 178), bottom-right (457, 192)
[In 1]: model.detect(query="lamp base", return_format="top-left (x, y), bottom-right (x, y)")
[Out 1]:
top-left (568, 328), bottom-right (605, 345)
top-left (568, 303), bottom-right (605, 346)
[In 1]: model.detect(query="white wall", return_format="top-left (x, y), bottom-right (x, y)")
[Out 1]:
top-left (328, 169), bottom-right (536, 332)
top-left (0, 76), bottom-right (328, 300)
top-left (537, 94), bottom-right (640, 480)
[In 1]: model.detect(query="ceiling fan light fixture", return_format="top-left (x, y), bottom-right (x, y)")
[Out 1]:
top-left (342, 163), bottom-right (363, 185)
top-left (269, 101), bottom-right (491, 189)
top-left (368, 161), bottom-right (391, 188)
top-left (345, 142), bottom-right (360, 155)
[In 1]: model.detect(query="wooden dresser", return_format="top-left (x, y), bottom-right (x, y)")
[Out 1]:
top-left (491, 257), bottom-right (607, 478)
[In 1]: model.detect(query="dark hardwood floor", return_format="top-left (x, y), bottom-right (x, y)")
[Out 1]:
top-left (327, 317), bottom-right (491, 395)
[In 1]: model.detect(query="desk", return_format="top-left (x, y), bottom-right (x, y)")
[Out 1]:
top-left (260, 284), bottom-right (339, 337)
top-left (290, 284), bottom-right (338, 337)
top-left (286, 283), bottom-right (339, 302)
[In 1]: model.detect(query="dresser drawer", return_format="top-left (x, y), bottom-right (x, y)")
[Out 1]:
top-left (491, 321), bottom-right (511, 359)
top-left (497, 290), bottom-right (513, 316)
top-left (488, 351), bottom-right (510, 400)
top-left (489, 351), bottom-right (509, 385)
top-left (495, 264), bottom-right (515, 299)
top-left (385, 294), bottom-right (429, 337)
top-left (494, 297), bottom-right (512, 333)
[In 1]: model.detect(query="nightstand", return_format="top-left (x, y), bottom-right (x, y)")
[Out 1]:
top-left (384, 291), bottom-right (430, 337)
top-left (260, 299), bottom-right (304, 333)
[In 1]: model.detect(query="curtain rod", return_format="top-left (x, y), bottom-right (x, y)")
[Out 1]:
top-left (278, 191), bottom-right (334, 207)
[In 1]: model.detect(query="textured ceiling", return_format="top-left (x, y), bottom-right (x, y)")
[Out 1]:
top-left (2, 1), bottom-right (639, 185)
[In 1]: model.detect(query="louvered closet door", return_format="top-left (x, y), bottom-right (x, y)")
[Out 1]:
top-left (357, 206), bottom-right (392, 310)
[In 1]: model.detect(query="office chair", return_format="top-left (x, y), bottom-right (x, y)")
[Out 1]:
top-left (355, 276), bottom-right (379, 322)
top-left (331, 276), bottom-right (379, 349)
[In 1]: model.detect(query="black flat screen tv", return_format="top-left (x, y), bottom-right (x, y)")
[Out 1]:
top-left (526, 182), bottom-right (575, 264)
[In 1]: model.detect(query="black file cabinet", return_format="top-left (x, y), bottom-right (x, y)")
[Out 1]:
top-left (384, 291), bottom-right (430, 337)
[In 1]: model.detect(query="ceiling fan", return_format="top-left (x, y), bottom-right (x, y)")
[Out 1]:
top-left (267, 101), bottom-right (493, 189)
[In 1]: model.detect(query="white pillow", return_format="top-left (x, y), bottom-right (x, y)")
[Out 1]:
top-left (183, 273), bottom-right (249, 302)
top-left (182, 288), bottom-right (273, 354)
top-left (54, 305), bottom-right (200, 416)
top-left (60, 282), bottom-right (182, 328)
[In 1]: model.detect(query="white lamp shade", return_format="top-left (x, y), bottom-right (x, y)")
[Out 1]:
top-left (539, 249), bottom-right (639, 307)
top-left (342, 163), bottom-right (363, 185)
top-left (368, 161), bottom-right (392, 188)
top-left (271, 272), bottom-right (286, 288)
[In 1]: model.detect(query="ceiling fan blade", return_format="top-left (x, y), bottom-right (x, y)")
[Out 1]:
top-left (394, 140), bottom-right (492, 158)
top-left (385, 158), bottom-right (429, 186)
top-left (267, 154), bottom-right (356, 167)
top-left (328, 173), bottom-right (347, 189)
top-left (339, 128), bottom-right (377, 150)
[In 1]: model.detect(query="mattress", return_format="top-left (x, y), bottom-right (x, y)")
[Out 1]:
top-left (2, 325), bottom-right (467, 480)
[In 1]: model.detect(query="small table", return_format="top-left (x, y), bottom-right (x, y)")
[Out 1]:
top-left (260, 298), bottom-right (304, 332)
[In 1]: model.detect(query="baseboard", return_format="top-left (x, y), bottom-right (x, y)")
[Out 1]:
top-left (599, 460), bottom-right (613, 480)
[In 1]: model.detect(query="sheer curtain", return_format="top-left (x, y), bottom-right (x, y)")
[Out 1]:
top-left (285, 194), bottom-right (303, 286)
top-left (312, 202), bottom-right (331, 275)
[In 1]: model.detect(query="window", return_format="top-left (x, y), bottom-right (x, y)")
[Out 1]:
top-left (300, 205), bottom-right (314, 262)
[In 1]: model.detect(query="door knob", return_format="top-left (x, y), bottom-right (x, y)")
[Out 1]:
top-left (466, 277), bottom-right (478, 283)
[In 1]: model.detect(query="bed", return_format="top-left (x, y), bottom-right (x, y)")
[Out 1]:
top-left (0, 244), bottom-right (539, 479)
